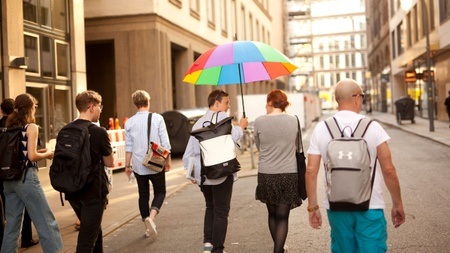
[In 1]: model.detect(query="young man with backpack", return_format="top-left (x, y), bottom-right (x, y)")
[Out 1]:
top-left (60, 90), bottom-right (113, 252)
top-left (183, 90), bottom-right (248, 253)
top-left (305, 79), bottom-right (406, 252)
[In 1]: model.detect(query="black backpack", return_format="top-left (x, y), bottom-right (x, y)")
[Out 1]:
top-left (0, 126), bottom-right (26, 181)
top-left (50, 121), bottom-right (95, 197)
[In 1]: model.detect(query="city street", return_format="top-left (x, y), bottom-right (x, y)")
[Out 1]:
top-left (103, 123), bottom-right (450, 253)
top-left (19, 116), bottom-right (450, 253)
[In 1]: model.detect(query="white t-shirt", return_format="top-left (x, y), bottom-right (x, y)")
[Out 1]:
top-left (307, 110), bottom-right (390, 209)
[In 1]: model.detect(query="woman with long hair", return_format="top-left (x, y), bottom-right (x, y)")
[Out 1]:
top-left (1, 93), bottom-right (63, 253)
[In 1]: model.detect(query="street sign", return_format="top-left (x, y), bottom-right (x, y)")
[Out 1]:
top-left (405, 70), bottom-right (417, 82)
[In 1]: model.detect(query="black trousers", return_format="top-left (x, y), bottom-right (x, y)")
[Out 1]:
top-left (69, 198), bottom-right (107, 253)
top-left (201, 175), bottom-right (234, 253)
top-left (134, 171), bottom-right (166, 219)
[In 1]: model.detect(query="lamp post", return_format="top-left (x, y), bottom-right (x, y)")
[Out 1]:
top-left (422, 0), bottom-right (434, 132)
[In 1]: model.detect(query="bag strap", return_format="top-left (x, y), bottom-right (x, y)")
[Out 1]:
top-left (352, 117), bottom-right (373, 138)
top-left (210, 112), bottom-right (219, 124)
top-left (146, 113), bottom-right (153, 153)
top-left (325, 117), bottom-right (373, 139)
top-left (294, 115), bottom-right (304, 153)
top-left (324, 117), bottom-right (342, 139)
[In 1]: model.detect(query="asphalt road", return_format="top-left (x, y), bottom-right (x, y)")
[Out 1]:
top-left (101, 124), bottom-right (450, 253)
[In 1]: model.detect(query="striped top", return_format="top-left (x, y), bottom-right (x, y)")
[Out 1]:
top-left (20, 124), bottom-right (37, 168)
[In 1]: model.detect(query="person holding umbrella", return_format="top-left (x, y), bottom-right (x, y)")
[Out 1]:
top-left (183, 89), bottom-right (248, 253)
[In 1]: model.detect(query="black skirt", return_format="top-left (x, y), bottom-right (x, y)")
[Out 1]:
top-left (255, 172), bottom-right (303, 209)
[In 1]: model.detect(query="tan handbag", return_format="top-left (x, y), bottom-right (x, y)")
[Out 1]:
top-left (142, 113), bottom-right (170, 172)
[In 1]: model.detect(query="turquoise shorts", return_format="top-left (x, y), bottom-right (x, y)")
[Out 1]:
top-left (327, 209), bottom-right (387, 253)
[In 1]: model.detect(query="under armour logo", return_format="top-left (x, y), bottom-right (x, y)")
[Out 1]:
top-left (338, 151), bottom-right (353, 160)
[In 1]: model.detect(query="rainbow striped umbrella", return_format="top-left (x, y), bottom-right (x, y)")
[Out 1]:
top-left (183, 41), bottom-right (297, 116)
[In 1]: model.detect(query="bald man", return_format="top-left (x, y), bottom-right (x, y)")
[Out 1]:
top-left (305, 79), bottom-right (405, 252)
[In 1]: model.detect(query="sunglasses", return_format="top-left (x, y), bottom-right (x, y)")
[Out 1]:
top-left (352, 93), bottom-right (365, 100)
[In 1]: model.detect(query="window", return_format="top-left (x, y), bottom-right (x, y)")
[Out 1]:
top-left (40, 0), bottom-right (52, 28)
top-left (53, 0), bottom-right (67, 32)
top-left (439, 0), bottom-right (450, 23)
top-left (23, 0), bottom-right (68, 32)
top-left (221, 0), bottom-right (228, 34)
top-left (335, 55), bottom-right (340, 68)
top-left (391, 31), bottom-right (396, 58)
top-left (397, 22), bottom-right (405, 56)
top-left (56, 40), bottom-right (70, 79)
top-left (24, 33), bottom-right (40, 75)
top-left (190, 0), bottom-right (200, 19)
top-left (207, 0), bottom-right (215, 27)
top-left (23, 0), bottom-right (38, 23)
top-left (41, 36), bottom-right (54, 77)
top-left (407, 12), bottom-right (412, 47)
top-left (413, 5), bottom-right (419, 43)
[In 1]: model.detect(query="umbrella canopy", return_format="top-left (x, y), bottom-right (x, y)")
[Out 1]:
top-left (183, 41), bottom-right (297, 85)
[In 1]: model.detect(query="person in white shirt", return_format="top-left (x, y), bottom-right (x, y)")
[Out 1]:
top-left (306, 79), bottom-right (406, 252)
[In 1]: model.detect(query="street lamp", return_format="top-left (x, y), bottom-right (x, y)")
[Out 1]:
top-left (422, 0), bottom-right (434, 132)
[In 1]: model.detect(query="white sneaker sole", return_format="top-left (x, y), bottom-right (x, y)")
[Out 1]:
top-left (144, 218), bottom-right (157, 240)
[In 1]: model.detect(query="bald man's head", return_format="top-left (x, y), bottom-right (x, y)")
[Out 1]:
top-left (335, 79), bottom-right (363, 103)
top-left (334, 79), bottom-right (364, 112)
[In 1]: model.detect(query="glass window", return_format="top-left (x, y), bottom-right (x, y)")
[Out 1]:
top-left (207, 0), bottom-right (215, 25)
top-left (41, 36), bottom-right (54, 77)
top-left (53, 86), bottom-right (72, 137)
top-left (439, 0), bottom-right (450, 23)
top-left (24, 33), bottom-right (40, 75)
top-left (221, 0), bottom-right (228, 33)
top-left (23, 0), bottom-right (38, 23)
top-left (40, 0), bottom-right (52, 28)
top-left (53, 0), bottom-right (67, 32)
top-left (391, 31), bottom-right (396, 58)
top-left (56, 40), bottom-right (70, 79)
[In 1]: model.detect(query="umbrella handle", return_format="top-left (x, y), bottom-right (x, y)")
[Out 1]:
top-left (238, 64), bottom-right (246, 118)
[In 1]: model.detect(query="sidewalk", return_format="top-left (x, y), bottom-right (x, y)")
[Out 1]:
top-left (369, 111), bottom-right (450, 147)
top-left (19, 111), bottom-right (450, 252)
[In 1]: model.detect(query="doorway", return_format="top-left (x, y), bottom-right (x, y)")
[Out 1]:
top-left (86, 40), bottom-right (116, 128)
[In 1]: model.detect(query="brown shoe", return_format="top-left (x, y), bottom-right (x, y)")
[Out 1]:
top-left (21, 239), bottom-right (39, 248)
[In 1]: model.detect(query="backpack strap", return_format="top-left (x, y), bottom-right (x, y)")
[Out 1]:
top-left (210, 112), bottom-right (219, 124)
top-left (324, 117), bottom-right (343, 139)
top-left (352, 117), bottom-right (373, 138)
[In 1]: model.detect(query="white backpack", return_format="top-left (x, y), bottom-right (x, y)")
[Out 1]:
top-left (190, 113), bottom-right (241, 180)
top-left (324, 117), bottom-right (377, 211)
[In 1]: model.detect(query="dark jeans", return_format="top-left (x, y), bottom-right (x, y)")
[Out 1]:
top-left (134, 171), bottom-right (166, 219)
top-left (201, 175), bottom-right (234, 253)
top-left (69, 198), bottom-right (107, 253)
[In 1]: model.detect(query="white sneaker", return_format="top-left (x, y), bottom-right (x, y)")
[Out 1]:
top-left (144, 217), bottom-right (157, 240)
top-left (203, 243), bottom-right (213, 253)
top-left (284, 244), bottom-right (289, 253)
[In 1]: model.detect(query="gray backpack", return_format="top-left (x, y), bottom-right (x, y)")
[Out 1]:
top-left (324, 117), bottom-right (376, 211)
